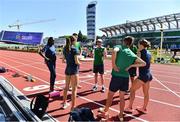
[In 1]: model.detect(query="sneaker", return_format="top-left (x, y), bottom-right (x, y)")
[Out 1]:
top-left (101, 87), bottom-right (105, 93)
top-left (118, 114), bottom-right (124, 122)
top-left (61, 102), bottom-right (70, 109)
top-left (98, 107), bottom-right (105, 113)
top-left (92, 86), bottom-right (97, 91)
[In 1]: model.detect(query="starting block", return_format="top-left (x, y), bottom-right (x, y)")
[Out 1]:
top-left (12, 73), bottom-right (21, 77)
top-left (23, 74), bottom-right (36, 82)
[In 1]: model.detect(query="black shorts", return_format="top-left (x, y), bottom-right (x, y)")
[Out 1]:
top-left (128, 67), bottom-right (137, 77)
top-left (109, 76), bottom-right (129, 92)
top-left (138, 73), bottom-right (153, 83)
top-left (93, 64), bottom-right (104, 74)
top-left (65, 66), bottom-right (79, 75)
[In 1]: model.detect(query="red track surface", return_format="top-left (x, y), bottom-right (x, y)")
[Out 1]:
top-left (0, 50), bottom-right (180, 121)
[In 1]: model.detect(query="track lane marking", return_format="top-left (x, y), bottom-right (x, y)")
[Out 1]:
top-left (0, 60), bottom-right (148, 122)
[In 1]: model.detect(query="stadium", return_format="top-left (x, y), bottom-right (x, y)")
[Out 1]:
top-left (100, 13), bottom-right (180, 50)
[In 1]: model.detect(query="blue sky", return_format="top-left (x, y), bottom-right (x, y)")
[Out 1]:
top-left (0, 0), bottom-right (180, 38)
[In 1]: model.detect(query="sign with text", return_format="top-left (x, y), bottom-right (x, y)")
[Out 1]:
top-left (1, 31), bottom-right (43, 45)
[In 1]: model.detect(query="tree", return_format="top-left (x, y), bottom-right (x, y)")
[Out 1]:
top-left (77, 30), bottom-right (88, 43)
top-left (82, 35), bottom-right (87, 42)
top-left (77, 31), bottom-right (83, 42)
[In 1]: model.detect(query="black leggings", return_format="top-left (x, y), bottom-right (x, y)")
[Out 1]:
top-left (46, 61), bottom-right (56, 91)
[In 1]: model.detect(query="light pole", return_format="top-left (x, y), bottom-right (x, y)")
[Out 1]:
top-left (160, 28), bottom-right (164, 60)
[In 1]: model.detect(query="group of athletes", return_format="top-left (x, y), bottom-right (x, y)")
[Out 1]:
top-left (39, 34), bottom-right (153, 121)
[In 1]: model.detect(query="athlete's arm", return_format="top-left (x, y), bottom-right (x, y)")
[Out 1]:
top-left (112, 47), bottom-right (120, 72)
top-left (74, 55), bottom-right (80, 65)
top-left (38, 47), bottom-right (49, 61)
top-left (126, 57), bottom-right (146, 71)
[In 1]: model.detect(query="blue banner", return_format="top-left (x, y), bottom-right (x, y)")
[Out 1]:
top-left (1, 31), bottom-right (43, 45)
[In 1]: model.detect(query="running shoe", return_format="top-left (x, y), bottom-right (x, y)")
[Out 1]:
top-left (101, 87), bottom-right (105, 93)
top-left (61, 102), bottom-right (70, 109)
top-left (92, 86), bottom-right (97, 91)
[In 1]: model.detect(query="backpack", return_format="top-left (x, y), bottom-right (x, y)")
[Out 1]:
top-left (68, 107), bottom-right (95, 122)
top-left (30, 94), bottom-right (49, 119)
top-left (0, 67), bottom-right (6, 73)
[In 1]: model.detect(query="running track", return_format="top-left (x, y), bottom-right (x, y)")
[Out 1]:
top-left (0, 50), bottom-right (180, 121)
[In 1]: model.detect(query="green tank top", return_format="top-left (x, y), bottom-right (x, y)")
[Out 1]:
top-left (94, 47), bottom-right (105, 65)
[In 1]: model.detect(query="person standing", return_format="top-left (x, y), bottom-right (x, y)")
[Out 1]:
top-left (126, 39), bottom-right (153, 114)
top-left (69, 33), bottom-right (82, 89)
top-left (39, 37), bottom-right (56, 92)
top-left (92, 39), bottom-right (107, 92)
top-left (61, 36), bottom-right (80, 111)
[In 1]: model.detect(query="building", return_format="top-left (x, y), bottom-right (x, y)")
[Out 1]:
top-left (43, 37), bottom-right (66, 47)
top-left (86, 1), bottom-right (97, 42)
top-left (54, 37), bottom-right (66, 47)
top-left (100, 13), bottom-right (180, 48)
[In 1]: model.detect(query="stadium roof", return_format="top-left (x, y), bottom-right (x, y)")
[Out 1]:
top-left (100, 13), bottom-right (180, 37)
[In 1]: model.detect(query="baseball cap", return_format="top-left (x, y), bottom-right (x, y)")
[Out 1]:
top-left (96, 39), bottom-right (102, 43)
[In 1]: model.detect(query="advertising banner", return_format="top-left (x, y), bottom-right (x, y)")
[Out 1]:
top-left (1, 31), bottom-right (43, 45)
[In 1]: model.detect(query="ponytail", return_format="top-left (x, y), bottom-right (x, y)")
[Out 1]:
top-left (64, 36), bottom-right (76, 53)
top-left (65, 37), bottom-right (71, 53)
top-left (139, 39), bottom-right (151, 48)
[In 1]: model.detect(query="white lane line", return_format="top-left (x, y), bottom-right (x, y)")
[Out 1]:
top-left (0, 56), bottom-right (93, 79)
top-left (1, 57), bottom-right (179, 107)
top-left (0, 60), bottom-right (148, 122)
top-left (151, 87), bottom-right (180, 94)
top-left (15, 62), bottom-right (43, 68)
top-left (2, 55), bottom-right (179, 97)
top-left (6, 54), bottom-right (180, 83)
top-left (2, 55), bottom-right (180, 102)
top-left (104, 77), bottom-right (180, 95)
top-left (83, 78), bottom-right (180, 108)
top-left (153, 77), bottom-right (180, 98)
top-left (156, 80), bottom-right (180, 85)
top-left (153, 74), bottom-right (180, 80)
top-left (151, 69), bottom-right (180, 76)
